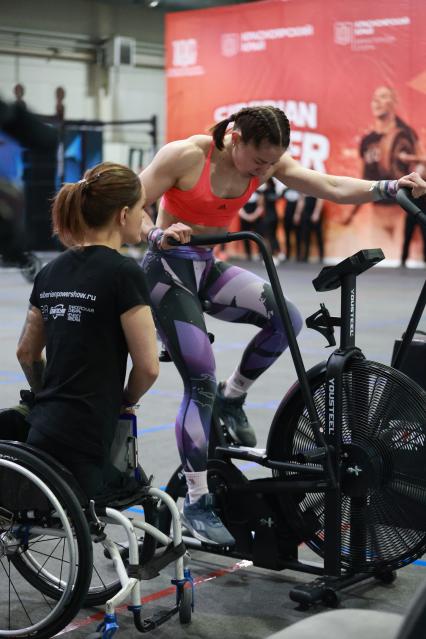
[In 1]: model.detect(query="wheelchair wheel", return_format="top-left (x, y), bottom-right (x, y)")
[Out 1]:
top-left (0, 443), bottom-right (92, 639)
top-left (16, 488), bottom-right (158, 608)
top-left (269, 360), bottom-right (426, 573)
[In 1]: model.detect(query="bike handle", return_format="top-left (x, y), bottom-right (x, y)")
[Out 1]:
top-left (396, 187), bottom-right (426, 228)
top-left (167, 234), bottom-right (231, 246)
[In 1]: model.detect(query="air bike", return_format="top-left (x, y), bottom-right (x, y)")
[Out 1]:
top-left (161, 188), bottom-right (426, 608)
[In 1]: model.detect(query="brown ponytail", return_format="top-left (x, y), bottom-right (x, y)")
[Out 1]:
top-left (210, 114), bottom-right (236, 150)
top-left (52, 161), bottom-right (141, 247)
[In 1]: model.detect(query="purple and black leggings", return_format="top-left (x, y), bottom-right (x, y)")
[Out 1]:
top-left (142, 245), bottom-right (303, 473)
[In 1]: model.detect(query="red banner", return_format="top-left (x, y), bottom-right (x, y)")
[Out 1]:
top-left (165, 0), bottom-right (426, 261)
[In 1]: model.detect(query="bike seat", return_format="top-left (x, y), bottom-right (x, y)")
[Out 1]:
top-left (313, 249), bottom-right (384, 292)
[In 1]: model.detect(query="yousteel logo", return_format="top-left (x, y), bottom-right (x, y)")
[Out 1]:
top-left (328, 378), bottom-right (335, 435)
top-left (350, 288), bottom-right (355, 337)
top-left (172, 38), bottom-right (198, 67)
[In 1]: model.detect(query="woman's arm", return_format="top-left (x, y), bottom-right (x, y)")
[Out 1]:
top-left (120, 305), bottom-right (159, 406)
top-left (16, 305), bottom-right (46, 392)
top-left (139, 140), bottom-right (198, 243)
top-left (274, 154), bottom-right (426, 203)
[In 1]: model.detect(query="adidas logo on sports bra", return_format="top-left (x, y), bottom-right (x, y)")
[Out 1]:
top-left (217, 204), bottom-right (227, 210)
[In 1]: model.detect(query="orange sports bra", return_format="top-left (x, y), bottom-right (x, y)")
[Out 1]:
top-left (161, 140), bottom-right (259, 227)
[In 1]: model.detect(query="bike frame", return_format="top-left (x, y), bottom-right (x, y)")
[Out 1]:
top-left (391, 189), bottom-right (426, 371)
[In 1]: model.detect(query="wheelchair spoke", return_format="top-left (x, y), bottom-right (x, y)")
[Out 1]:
top-left (0, 556), bottom-right (48, 628)
top-left (91, 562), bottom-right (109, 590)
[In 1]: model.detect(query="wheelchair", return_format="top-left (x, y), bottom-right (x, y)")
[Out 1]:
top-left (0, 412), bottom-right (193, 638)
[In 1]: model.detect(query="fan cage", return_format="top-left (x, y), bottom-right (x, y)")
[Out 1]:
top-left (279, 359), bottom-right (426, 572)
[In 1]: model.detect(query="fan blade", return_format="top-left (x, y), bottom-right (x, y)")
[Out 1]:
top-left (391, 449), bottom-right (426, 478)
top-left (382, 481), bottom-right (426, 531)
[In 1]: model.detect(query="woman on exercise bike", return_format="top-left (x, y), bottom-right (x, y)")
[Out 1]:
top-left (14, 161), bottom-right (159, 497)
top-left (139, 105), bottom-right (426, 547)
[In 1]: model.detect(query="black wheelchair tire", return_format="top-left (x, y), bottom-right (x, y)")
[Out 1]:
top-left (0, 442), bottom-right (92, 639)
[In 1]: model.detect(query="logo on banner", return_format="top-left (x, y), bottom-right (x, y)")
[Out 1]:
top-left (168, 38), bottom-right (205, 77)
top-left (221, 33), bottom-right (240, 57)
top-left (172, 39), bottom-right (198, 67)
top-left (220, 24), bottom-right (314, 56)
top-left (334, 22), bottom-right (353, 46)
top-left (334, 16), bottom-right (410, 51)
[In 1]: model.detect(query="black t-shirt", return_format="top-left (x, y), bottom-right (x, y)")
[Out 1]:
top-left (27, 246), bottom-right (149, 459)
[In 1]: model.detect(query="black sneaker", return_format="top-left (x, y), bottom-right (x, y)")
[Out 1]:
top-left (215, 382), bottom-right (257, 447)
top-left (182, 493), bottom-right (235, 546)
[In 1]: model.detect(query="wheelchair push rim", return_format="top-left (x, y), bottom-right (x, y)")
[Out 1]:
top-left (0, 445), bottom-right (92, 638)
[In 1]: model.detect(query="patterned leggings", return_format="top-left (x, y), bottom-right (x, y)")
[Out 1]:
top-left (142, 247), bottom-right (303, 472)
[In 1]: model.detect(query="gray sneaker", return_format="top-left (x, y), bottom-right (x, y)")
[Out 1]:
top-left (181, 493), bottom-right (235, 546)
top-left (215, 382), bottom-right (257, 447)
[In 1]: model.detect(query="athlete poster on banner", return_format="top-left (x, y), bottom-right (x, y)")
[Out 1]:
top-left (165, 0), bottom-right (426, 262)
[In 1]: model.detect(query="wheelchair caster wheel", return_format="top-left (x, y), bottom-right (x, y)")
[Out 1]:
top-left (321, 588), bottom-right (340, 608)
top-left (375, 570), bottom-right (397, 584)
top-left (178, 587), bottom-right (192, 624)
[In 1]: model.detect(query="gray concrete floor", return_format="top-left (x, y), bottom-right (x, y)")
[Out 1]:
top-left (1, 256), bottom-right (426, 638)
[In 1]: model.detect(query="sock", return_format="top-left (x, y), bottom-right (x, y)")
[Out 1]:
top-left (184, 470), bottom-right (209, 504)
top-left (222, 369), bottom-right (253, 398)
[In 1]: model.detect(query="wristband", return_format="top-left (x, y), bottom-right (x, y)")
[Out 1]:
top-left (369, 179), bottom-right (398, 201)
top-left (122, 392), bottom-right (140, 408)
top-left (122, 400), bottom-right (140, 409)
top-left (147, 227), bottom-right (164, 250)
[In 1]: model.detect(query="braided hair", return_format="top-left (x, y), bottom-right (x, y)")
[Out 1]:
top-left (211, 106), bottom-right (290, 151)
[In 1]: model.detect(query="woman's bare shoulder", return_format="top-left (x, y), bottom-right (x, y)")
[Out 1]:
top-left (159, 135), bottom-right (210, 170)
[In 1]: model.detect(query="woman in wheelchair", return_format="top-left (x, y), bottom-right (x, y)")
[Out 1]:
top-left (0, 162), bottom-right (193, 637)
top-left (13, 161), bottom-right (159, 497)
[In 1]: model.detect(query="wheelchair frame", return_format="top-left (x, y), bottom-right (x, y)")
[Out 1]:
top-left (0, 438), bottom-right (193, 639)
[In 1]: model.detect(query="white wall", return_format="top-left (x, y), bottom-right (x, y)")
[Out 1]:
top-left (0, 0), bottom-right (166, 158)
top-left (0, 0), bottom-right (165, 43)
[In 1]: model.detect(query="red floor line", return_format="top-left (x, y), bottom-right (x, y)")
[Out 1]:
top-left (55, 559), bottom-right (253, 636)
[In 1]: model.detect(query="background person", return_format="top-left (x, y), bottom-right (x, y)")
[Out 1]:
top-left (238, 190), bottom-right (263, 260)
top-left (138, 105), bottom-right (426, 548)
top-left (294, 195), bottom-right (324, 263)
top-left (0, 98), bottom-right (57, 267)
top-left (400, 196), bottom-right (426, 266)
top-left (282, 187), bottom-right (302, 261)
top-left (257, 177), bottom-right (282, 265)
top-left (345, 86), bottom-right (425, 237)
top-left (14, 162), bottom-right (159, 497)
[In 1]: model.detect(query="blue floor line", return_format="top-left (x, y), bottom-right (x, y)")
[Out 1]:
top-left (126, 506), bottom-right (144, 515)
top-left (137, 422), bottom-right (175, 435)
top-left (127, 485), bottom-right (167, 516)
